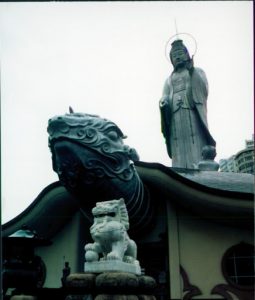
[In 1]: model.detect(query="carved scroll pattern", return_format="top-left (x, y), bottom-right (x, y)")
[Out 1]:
top-left (211, 284), bottom-right (254, 300)
top-left (180, 265), bottom-right (202, 300)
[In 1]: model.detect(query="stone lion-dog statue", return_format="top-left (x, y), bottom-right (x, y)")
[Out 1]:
top-left (84, 198), bottom-right (140, 267)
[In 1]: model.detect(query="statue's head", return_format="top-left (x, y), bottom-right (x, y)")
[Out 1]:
top-left (47, 111), bottom-right (140, 198)
top-left (92, 198), bottom-right (129, 230)
top-left (170, 39), bottom-right (192, 70)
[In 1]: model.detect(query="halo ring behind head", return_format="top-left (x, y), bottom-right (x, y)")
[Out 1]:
top-left (165, 32), bottom-right (197, 63)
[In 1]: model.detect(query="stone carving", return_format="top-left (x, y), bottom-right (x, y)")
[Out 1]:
top-left (48, 111), bottom-right (139, 185)
top-left (84, 199), bottom-right (141, 275)
top-left (198, 145), bottom-right (219, 171)
top-left (47, 110), bottom-right (153, 232)
top-left (159, 39), bottom-right (216, 168)
top-left (65, 272), bottom-right (156, 300)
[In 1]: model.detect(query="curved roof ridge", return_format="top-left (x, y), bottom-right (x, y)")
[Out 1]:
top-left (135, 161), bottom-right (254, 199)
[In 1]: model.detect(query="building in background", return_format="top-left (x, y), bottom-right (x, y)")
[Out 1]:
top-left (219, 135), bottom-right (254, 174)
top-left (219, 155), bottom-right (237, 173)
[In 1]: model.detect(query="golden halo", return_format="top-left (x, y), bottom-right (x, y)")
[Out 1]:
top-left (165, 32), bottom-right (197, 63)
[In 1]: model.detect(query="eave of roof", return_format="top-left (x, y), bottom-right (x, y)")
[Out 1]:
top-left (2, 162), bottom-right (254, 238)
top-left (135, 162), bottom-right (254, 227)
top-left (135, 161), bottom-right (254, 197)
top-left (2, 182), bottom-right (78, 239)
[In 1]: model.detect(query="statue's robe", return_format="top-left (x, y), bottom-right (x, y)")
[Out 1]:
top-left (160, 67), bottom-right (216, 168)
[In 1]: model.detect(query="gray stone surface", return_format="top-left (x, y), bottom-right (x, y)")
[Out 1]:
top-left (159, 39), bottom-right (216, 168)
top-left (95, 272), bottom-right (139, 290)
top-left (84, 261), bottom-right (141, 275)
top-left (10, 297), bottom-right (36, 300)
top-left (65, 296), bottom-right (92, 300)
top-left (95, 296), bottom-right (139, 300)
top-left (66, 273), bottom-right (96, 288)
top-left (65, 272), bottom-right (156, 300)
top-left (137, 296), bottom-right (156, 300)
top-left (138, 276), bottom-right (157, 291)
top-left (197, 145), bottom-right (219, 171)
top-left (176, 169), bottom-right (254, 193)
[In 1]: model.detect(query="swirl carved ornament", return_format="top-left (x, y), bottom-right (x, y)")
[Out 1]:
top-left (48, 112), bottom-right (139, 182)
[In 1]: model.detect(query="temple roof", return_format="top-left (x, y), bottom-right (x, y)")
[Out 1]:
top-left (135, 161), bottom-right (254, 196)
top-left (137, 162), bottom-right (254, 194)
top-left (2, 162), bottom-right (254, 239)
top-left (176, 169), bottom-right (253, 193)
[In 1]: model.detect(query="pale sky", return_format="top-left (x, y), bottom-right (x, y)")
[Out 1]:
top-left (1, 1), bottom-right (253, 223)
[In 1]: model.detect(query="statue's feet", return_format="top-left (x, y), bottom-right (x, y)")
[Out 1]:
top-left (123, 255), bottom-right (135, 263)
top-left (124, 256), bottom-right (140, 266)
top-left (107, 251), bottom-right (121, 260)
top-left (99, 255), bottom-right (107, 261)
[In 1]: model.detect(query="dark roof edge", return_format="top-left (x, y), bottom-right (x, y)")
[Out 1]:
top-left (2, 181), bottom-right (62, 230)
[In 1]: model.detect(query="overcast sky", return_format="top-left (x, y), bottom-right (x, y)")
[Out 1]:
top-left (1, 1), bottom-right (253, 224)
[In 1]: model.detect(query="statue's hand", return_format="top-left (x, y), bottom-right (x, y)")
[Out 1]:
top-left (85, 250), bottom-right (99, 262)
top-left (85, 242), bottom-right (101, 252)
top-left (159, 99), bottom-right (167, 108)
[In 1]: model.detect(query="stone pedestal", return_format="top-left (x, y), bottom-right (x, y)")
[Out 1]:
top-left (65, 272), bottom-right (156, 300)
top-left (85, 261), bottom-right (141, 275)
top-left (10, 296), bottom-right (37, 300)
top-left (95, 296), bottom-right (139, 300)
top-left (65, 295), bottom-right (94, 300)
top-left (95, 272), bottom-right (139, 293)
top-left (66, 273), bottom-right (96, 289)
top-left (65, 296), bottom-right (93, 300)
top-left (65, 273), bottom-right (96, 300)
